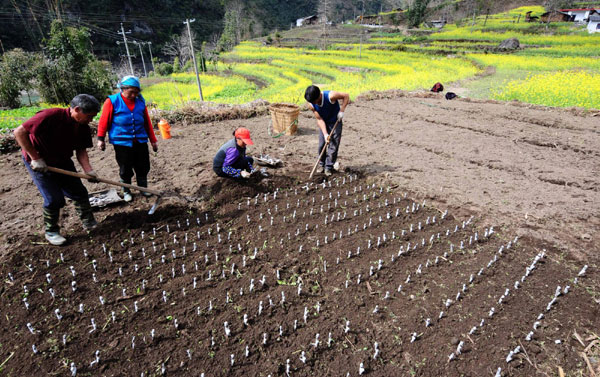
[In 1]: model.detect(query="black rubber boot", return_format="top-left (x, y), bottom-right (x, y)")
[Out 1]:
top-left (137, 177), bottom-right (152, 197)
top-left (120, 179), bottom-right (133, 202)
top-left (74, 200), bottom-right (97, 230)
top-left (43, 207), bottom-right (60, 233)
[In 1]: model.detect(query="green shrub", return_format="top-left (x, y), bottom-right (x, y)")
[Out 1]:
top-left (0, 49), bottom-right (37, 108)
top-left (34, 21), bottom-right (114, 104)
top-left (156, 62), bottom-right (174, 76)
top-left (182, 59), bottom-right (194, 72)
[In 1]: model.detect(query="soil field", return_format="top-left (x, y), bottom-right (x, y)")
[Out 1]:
top-left (0, 91), bottom-right (599, 376)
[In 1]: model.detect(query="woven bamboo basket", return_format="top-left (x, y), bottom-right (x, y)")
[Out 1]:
top-left (268, 103), bottom-right (300, 136)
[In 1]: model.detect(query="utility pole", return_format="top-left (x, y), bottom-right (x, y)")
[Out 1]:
top-left (321, 0), bottom-right (328, 50)
top-left (118, 23), bottom-right (134, 75)
top-left (359, 0), bottom-right (365, 59)
top-left (183, 18), bottom-right (203, 101)
top-left (146, 42), bottom-right (156, 73)
top-left (134, 41), bottom-right (147, 77)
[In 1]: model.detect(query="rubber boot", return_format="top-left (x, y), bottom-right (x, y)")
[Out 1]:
top-left (43, 207), bottom-right (66, 245)
top-left (137, 177), bottom-right (152, 197)
top-left (43, 207), bottom-right (60, 233)
top-left (74, 200), bottom-right (97, 230)
top-left (121, 179), bottom-right (133, 202)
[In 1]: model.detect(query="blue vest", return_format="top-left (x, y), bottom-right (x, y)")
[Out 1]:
top-left (107, 93), bottom-right (148, 147)
top-left (213, 139), bottom-right (245, 170)
top-left (313, 91), bottom-right (340, 126)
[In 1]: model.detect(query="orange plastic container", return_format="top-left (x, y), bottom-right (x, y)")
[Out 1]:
top-left (157, 119), bottom-right (171, 139)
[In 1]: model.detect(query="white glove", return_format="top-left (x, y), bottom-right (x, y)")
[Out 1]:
top-left (31, 159), bottom-right (48, 173)
top-left (240, 170), bottom-right (251, 179)
top-left (337, 111), bottom-right (344, 120)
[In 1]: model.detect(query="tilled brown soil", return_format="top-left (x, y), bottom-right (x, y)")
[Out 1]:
top-left (0, 91), bottom-right (599, 376)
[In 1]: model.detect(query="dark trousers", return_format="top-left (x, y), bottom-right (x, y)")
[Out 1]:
top-left (23, 157), bottom-right (93, 232)
top-left (114, 142), bottom-right (150, 186)
top-left (318, 121), bottom-right (343, 169)
top-left (213, 156), bottom-right (254, 178)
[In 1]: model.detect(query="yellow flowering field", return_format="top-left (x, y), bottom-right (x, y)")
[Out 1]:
top-left (138, 6), bottom-right (600, 110)
top-left (467, 54), bottom-right (600, 71)
top-left (492, 70), bottom-right (600, 108)
top-left (142, 73), bottom-right (256, 108)
top-left (141, 41), bottom-right (479, 106)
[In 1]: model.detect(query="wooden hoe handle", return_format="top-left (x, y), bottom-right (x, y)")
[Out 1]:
top-left (47, 166), bottom-right (163, 196)
top-left (309, 118), bottom-right (341, 179)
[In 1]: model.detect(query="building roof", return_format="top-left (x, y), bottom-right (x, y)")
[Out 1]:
top-left (297, 15), bottom-right (317, 21)
top-left (559, 8), bottom-right (598, 11)
top-left (589, 14), bottom-right (600, 21)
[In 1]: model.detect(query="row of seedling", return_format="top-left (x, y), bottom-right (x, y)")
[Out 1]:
top-left (353, 221), bottom-right (489, 302)
top-left (494, 265), bottom-right (588, 376)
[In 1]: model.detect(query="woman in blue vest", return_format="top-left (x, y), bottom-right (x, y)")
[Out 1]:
top-left (304, 85), bottom-right (349, 176)
top-left (213, 127), bottom-right (255, 179)
top-left (97, 76), bottom-right (158, 202)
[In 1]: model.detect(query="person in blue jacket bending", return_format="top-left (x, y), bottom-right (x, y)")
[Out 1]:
top-left (304, 85), bottom-right (349, 176)
top-left (213, 127), bottom-right (256, 179)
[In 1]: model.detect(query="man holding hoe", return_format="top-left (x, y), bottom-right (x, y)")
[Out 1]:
top-left (13, 94), bottom-right (101, 246)
top-left (304, 85), bottom-right (350, 176)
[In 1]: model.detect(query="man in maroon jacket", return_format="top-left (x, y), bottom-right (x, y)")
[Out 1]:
top-left (13, 94), bottom-right (101, 246)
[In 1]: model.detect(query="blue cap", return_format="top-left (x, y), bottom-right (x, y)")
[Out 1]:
top-left (117, 75), bottom-right (141, 89)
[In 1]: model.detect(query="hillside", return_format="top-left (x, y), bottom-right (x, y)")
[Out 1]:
top-left (0, 0), bottom-right (552, 63)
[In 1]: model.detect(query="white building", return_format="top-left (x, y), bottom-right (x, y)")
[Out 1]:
top-left (296, 15), bottom-right (318, 27)
top-left (560, 8), bottom-right (598, 22)
top-left (588, 14), bottom-right (600, 33)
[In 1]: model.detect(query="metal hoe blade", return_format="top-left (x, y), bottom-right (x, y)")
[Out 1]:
top-left (148, 196), bottom-right (163, 215)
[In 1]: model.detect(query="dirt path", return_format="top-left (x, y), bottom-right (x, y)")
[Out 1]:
top-left (1, 91), bottom-right (598, 258)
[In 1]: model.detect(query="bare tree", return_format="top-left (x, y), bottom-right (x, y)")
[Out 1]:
top-left (162, 27), bottom-right (199, 67)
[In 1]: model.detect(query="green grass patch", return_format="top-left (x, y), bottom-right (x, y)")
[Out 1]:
top-left (0, 107), bottom-right (45, 131)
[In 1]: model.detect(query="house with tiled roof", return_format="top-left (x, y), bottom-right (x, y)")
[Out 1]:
top-left (588, 13), bottom-right (600, 32)
top-left (559, 8), bottom-right (598, 22)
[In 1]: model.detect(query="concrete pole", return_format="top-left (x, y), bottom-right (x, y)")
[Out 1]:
top-left (147, 42), bottom-right (156, 72)
top-left (184, 18), bottom-right (204, 101)
top-left (135, 41), bottom-right (147, 77)
top-left (119, 23), bottom-right (134, 75)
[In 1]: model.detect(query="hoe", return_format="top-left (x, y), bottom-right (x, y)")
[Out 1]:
top-left (47, 166), bottom-right (187, 215)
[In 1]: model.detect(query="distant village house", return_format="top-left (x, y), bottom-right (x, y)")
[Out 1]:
top-left (588, 14), bottom-right (600, 32)
top-left (539, 10), bottom-right (573, 23)
top-left (296, 15), bottom-right (319, 27)
top-left (559, 8), bottom-right (598, 22)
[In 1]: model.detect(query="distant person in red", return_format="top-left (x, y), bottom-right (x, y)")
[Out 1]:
top-left (97, 76), bottom-right (158, 202)
top-left (13, 94), bottom-right (101, 246)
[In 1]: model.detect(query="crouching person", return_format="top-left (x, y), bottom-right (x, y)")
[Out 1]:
top-left (13, 94), bottom-right (101, 246)
top-left (213, 127), bottom-right (255, 179)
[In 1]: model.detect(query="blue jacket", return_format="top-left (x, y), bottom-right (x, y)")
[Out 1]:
top-left (313, 91), bottom-right (340, 126)
top-left (107, 93), bottom-right (148, 147)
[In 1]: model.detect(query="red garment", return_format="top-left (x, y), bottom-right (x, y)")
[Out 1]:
top-left (97, 94), bottom-right (157, 144)
top-left (21, 108), bottom-right (92, 167)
